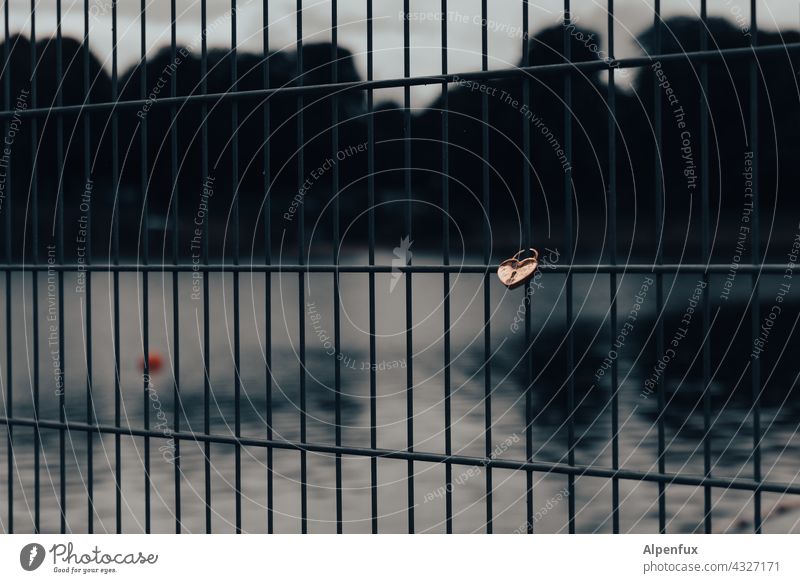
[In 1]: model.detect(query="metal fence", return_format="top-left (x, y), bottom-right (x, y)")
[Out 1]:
top-left (1, 0), bottom-right (799, 534)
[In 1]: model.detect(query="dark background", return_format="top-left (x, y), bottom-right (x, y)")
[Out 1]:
top-left (0, 16), bottom-right (797, 263)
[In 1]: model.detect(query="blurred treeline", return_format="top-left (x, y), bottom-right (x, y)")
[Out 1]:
top-left (0, 16), bottom-right (798, 262)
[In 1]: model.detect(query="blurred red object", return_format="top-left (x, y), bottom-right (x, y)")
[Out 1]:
top-left (138, 351), bottom-right (164, 374)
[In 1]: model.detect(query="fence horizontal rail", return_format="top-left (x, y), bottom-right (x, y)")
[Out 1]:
top-left (0, 42), bottom-right (796, 121)
top-left (2, 263), bottom-right (797, 274)
top-left (1, 416), bottom-right (797, 496)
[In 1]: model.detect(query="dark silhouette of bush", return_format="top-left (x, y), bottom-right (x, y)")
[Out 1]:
top-left (0, 16), bottom-right (798, 260)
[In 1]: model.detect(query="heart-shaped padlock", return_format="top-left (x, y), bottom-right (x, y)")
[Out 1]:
top-left (497, 248), bottom-right (539, 289)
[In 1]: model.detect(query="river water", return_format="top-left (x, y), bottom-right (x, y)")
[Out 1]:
top-left (1, 252), bottom-right (799, 533)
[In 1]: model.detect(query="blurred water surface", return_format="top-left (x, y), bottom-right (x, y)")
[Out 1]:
top-left (1, 252), bottom-right (799, 533)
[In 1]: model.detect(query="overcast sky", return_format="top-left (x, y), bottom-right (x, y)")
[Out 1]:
top-left (1, 0), bottom-right (797, 105)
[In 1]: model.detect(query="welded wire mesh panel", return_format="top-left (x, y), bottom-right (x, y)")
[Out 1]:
top-left (0, 0), bottom-right (799, 534)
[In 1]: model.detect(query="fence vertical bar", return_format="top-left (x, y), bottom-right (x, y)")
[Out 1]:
top-left (480, 0), bottom-right (493, 535)
top-left (82, 0), bottom-right (95, 535)
top-left (296, 0), bottom-right (308, 534)
top-left (653, 0), bottom-right (667, 534)
top-left (699, 0), bottom-right (712, 535)
top-left (562, 0), bottom-right (576, 534)
top-left (200, 0), bottom-right (212, 535)
top-left (366, 0), bottom-right (378, 535)
top-left (403, 0), bottom-right (415, 534)
top-left (3, 0), bottom-right (12, 535)
top-left (522, 0), bottom-right (534, 535)
top-left (331, 0), bottom-right (343, 534)
top-left (441, 0), bottom-right (453, 535)
top-left (169, 0), bottom-right (181, 534)
top-left (139, 0), bottom-right (151, 534)
top-left (607, 0), bottom-right (620, 535)
top-left (29, 0), bottom-right (40, 534)
top-left (230, 0), bottom-right (243, 535)
top-left (748, 0), bottom-right (762, 534)
top-left (55, 0), bottom-right (67, 534)
top-left (111, 0), bottom-right (122, 534)
top-left (262, 0), bottom-right (274, 535)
